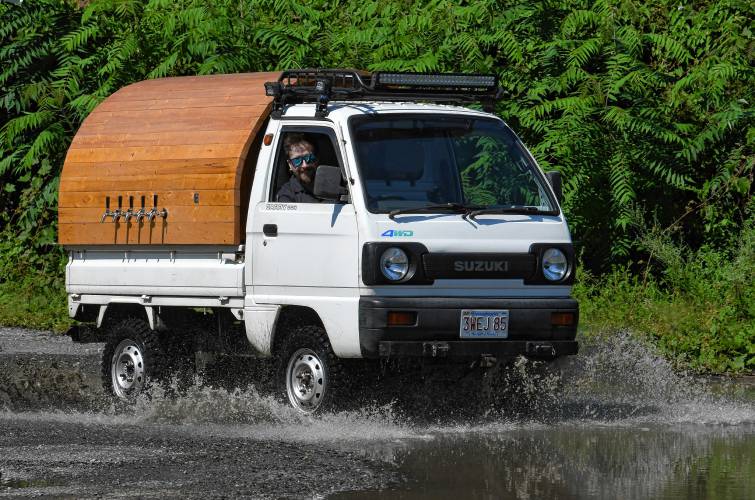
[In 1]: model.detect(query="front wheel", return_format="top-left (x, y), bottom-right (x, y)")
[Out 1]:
top-left (277, 325), bottom-right (342, 413)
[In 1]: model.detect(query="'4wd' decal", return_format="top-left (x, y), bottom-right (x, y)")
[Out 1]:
top-left (381, 229), bottom-right (414, 237)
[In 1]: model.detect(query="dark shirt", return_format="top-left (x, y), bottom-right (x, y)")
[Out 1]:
top-left (276, 176), bottom-right (323, 203)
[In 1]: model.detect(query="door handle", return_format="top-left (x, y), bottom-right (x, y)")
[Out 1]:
top-left (263, 224), bottom-right (278, 237)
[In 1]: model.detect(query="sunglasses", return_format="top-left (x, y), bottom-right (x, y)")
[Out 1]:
top-left (288, 153), bottom-right (318, 168)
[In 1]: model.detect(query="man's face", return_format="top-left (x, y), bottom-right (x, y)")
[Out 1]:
top-left (287, 142), bottom-right (318, 186)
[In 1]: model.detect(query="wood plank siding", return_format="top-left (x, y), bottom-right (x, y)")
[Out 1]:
top-left (58, 72), bottom-right (279, 246)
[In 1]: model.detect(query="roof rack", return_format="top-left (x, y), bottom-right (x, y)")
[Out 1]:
top-left (264, 69), bottom-right (501, 118)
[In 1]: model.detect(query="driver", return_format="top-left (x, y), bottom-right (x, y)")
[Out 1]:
top-left (276, 133), bottom-right (324, 203)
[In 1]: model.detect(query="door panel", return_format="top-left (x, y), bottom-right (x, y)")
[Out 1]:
top-left (250, 124), bottom-right (358, 292)
top-left (251, 201), bottom-right (358, 288)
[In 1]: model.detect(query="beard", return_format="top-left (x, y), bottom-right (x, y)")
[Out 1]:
top-left (298, 166), bottom-right (316, 185)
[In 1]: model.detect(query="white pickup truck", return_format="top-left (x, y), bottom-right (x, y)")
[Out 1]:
top-left (60, 69), bottom-right (578, 412)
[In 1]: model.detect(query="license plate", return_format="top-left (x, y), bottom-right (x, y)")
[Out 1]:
top-left (459, 309), bottom-right (509, 339)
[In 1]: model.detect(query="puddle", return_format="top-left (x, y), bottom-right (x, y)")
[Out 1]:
top-left (330, 425), bottom-right (755, 499)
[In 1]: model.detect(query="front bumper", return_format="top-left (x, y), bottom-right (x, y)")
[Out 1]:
top-left (359, 296), bottom-right (579, 359)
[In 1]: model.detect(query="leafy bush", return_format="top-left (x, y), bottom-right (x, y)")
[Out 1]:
top-left (0, 235), bottom-right (69, 332)
top-left (0, 0), bottom-right (752, 371)
top-left (1, 0), bottom-right (752, 269)
top-left (576, 216), bottom-right (755, 373)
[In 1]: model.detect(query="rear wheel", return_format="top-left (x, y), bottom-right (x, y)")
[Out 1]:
top-left (102, 317), bottom-right (164, 400)
top-left (277, 325), bottom-right (342, 413)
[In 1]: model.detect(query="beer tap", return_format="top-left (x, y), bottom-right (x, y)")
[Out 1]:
top-left (112, 195), bottom-right (124, 222)
top-left (135, 196), bottom-right (147, 223)
top-left (147, 194), bottom-right (168, 222)
top-left (100, 196), bottom-right (114, 222)
top-left (124, 196), bottom-right (135, 223)
top-left (147, 194), bottom-right (159, 222)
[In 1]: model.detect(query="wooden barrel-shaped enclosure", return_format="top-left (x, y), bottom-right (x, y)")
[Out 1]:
top-left (58, 72), bottom-right (279, 246)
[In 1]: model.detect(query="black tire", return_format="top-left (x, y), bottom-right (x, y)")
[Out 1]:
top-left (101, 317), bottom-right (165, 401)
top-left (276, 325), bottom-right (343, 414)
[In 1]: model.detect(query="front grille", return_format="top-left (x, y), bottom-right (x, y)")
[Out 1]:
top-left (422, 253), bottom-right (536, 280)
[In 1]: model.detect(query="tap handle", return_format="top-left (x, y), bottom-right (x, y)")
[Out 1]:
top-left (114, 196), bottom-right (123, 222)
top-left (135, 196), bottom-right (145, 222)
top-left (101, 196), bottom-right (111, 223)
top-left (146, 194), bottom-right (160, 222)
top-left (124, 196), bottom-right (135, 222)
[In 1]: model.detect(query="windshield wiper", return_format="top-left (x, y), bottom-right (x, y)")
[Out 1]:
top-left (466, 206), bottom-right (548, 220)
top-left (388, 203), bottom-right (484, 220)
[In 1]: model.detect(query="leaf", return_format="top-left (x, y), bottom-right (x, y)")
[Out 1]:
top-left (568, 38), bottom-right (601, 68)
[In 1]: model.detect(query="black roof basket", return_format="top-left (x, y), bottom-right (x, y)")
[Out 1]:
top-left (264, 69), bottom-right (501, 118)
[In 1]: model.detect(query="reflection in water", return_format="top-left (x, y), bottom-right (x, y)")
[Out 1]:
top-left (325, 334), bottom-right (755, 499)
top-left (332, 426), bottom-right (754, 500)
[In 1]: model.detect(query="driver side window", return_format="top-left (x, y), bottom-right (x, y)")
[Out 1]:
top-left (270, 128), bottom-right (344, 203)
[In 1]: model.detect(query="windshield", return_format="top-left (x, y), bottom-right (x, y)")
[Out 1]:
top-left (351, 115), bottom-right (557, 214)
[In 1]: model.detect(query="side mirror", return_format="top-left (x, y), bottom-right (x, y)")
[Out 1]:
top-left (313, 165), bottom-right (347, 201)
top-left (546, 171), bottom-right (562, 203)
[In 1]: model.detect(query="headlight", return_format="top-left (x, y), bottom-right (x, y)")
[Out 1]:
top-left (379, 247), bottom-right (409, 281)
top-left (542, 248), bottom-right (568, 281)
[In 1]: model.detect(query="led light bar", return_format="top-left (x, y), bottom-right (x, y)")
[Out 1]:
top-left (375, 72), bottom-right (497, 89)
top-left (266, 69), bottom-right (502, 117)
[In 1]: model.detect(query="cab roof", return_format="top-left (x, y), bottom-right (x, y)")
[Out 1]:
top-left (281, 101), bottom-right (497, 122)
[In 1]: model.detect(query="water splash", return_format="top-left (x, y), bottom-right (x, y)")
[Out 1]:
top-left (131, 380), bottom-right (418, 443)
top-left (557, 332), bottom-right (755, 426)
top-left (1, 332), bottom-right (752, 438)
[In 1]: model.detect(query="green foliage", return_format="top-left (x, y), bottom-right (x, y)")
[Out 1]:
top-left (0, 0), bottom-right (752, 371)
top-left (0, 231), bottom-right (70, 332)
top-left (0, 273), bottom-right (71, 332)
top-left (459, 134), bottom-right (548, 208)
top-left (1, 0), bottom-right (752, 267)
top-left (575, 217), bottom-right (755, 374)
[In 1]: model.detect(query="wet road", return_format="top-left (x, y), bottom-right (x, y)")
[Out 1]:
top-left (1, 412), bottom-right (397, 498)
top-left (1, 327), bottom-right (753, 499)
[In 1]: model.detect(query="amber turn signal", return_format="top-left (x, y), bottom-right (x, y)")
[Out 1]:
top-left (551, 312), bottom-right (575, 326)
top-left (387, 311), bottom-right (417, 327)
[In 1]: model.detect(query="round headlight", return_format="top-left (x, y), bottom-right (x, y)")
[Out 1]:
top-left (542, 248), bottom-right (568, 281)
top-left (379, 247), bottom-right (409, 281)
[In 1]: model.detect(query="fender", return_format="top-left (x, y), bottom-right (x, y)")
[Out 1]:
top-left (243, 303), bottom-right (281, 357)
top-left (97, 303), bottom-right (159, 330)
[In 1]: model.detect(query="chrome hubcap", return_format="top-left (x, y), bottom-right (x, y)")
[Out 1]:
top-left (286, 348), bottom-right (326, 413)
top-left (111, 339), bottom-right (145, 399)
